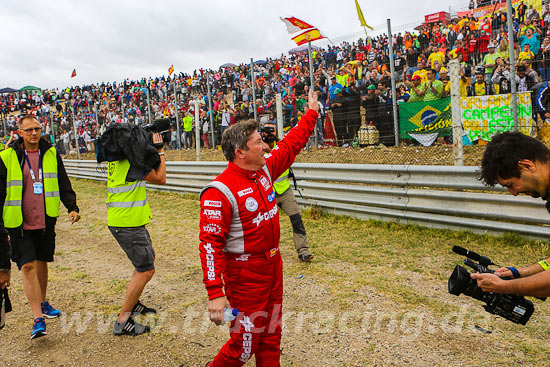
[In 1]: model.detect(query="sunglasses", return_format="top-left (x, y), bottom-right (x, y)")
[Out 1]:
top-left (21, 127), bottom-right (42, 133)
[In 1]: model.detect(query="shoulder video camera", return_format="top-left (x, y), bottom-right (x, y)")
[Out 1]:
top-left (448, 246), bottom-right (539, 325)
top-left (143, 118), bottom-right (172, 149)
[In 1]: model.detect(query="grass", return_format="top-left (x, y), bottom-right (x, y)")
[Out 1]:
top-left (5, 177), bottom-right (549, 367)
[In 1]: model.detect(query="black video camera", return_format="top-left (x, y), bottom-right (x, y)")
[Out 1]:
top-left (261, 125), bottom-right (276, 144)
top-left (143, 118), bottom-right (172, 149)
top-left (448, 246), bottom-right (536, 325)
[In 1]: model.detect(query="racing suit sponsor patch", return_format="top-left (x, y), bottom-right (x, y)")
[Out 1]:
top-left (267, 191), bottom-right (275, 202)
top-left (245, 197), bottom-right (258, 212)
top-left (238, 187), bottom-right (253, 197)
top-left (259, 175), bottom-right (271, 191)
top-left (204, 200), bottom-right (222, 207)
top-left (202, 223), bottom-right (221, 234)
top-left (239, 316), bottom-right (255, 363)
top-left (203, 209), bottom-right (221, 220)
top-left (204, 243), bottom-right (216, 281)
top-left (252, 205), bottom-right (278, 227)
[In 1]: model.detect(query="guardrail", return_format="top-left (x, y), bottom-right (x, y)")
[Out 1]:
top-left (64, 160), bottom-right (550, 240)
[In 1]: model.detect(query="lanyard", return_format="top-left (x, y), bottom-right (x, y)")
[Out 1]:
top-left (24, 150), bottom-right (42, 182)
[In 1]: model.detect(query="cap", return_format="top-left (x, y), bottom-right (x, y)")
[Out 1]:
top-left (440, 67), bottom-right (448, 73)
top-left (488, 43), bottom-right (495, 48)
top-left (368, 84), bottom-right (376, 90)
top-left (412, 75), bottom-right (421, 81)
top-left (475, 67), bottom-right (485, 75)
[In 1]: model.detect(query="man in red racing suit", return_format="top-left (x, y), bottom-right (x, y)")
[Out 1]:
top-left (199, 90), bottom-right (319, 366)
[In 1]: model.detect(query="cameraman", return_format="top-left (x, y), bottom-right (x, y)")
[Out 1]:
top-left (473, 132), bottom-right (550, 297)
top-left (261, 122), bottom-right (313, 262)
top-left (108, 132), bottom-right (166, 336)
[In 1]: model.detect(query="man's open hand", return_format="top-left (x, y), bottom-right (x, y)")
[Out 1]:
top-left (307, 88), bottom-right (320, 113)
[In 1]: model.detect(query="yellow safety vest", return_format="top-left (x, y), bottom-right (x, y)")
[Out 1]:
top-left (269, 142), bottom-right (291, 195)
top-left (106, 159), bottom-right (151, 227)
top-left (0, 146), bottom-right (60, 228)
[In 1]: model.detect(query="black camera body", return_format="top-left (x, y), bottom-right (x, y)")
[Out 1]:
top-left (143, 118), bottom-right (172, 149)
top-left (448, 246), bottom-right (535, 325)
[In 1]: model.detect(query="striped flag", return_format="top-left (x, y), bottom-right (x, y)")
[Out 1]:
top-left (291, 28), bottom-right (325, 46)
top-left (168, 65), bottom-right (174, 76)
top-left (71, 69), bottom-right (77, 78)
top-left (280, 17), bottom-right (314, 34)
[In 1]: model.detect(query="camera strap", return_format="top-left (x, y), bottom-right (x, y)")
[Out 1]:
top-left (288, 168), bottom-right (303, 199)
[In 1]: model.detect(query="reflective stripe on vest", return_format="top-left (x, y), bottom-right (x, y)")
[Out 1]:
top-left (273, 169), bottom-right (290, 194)
top-left (0, 146), bottom-right (60, 228)
top-left (106, 159), bottom-right (151, 227)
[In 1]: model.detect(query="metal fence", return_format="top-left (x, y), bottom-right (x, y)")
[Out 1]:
top-left (64, 160), bottom-right (550, 240)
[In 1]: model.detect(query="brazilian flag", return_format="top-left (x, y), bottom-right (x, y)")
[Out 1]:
top-left (399, 97), bottom-right (451, 139)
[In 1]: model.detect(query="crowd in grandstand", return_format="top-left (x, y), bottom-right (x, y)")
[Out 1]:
top-left (2, 1), bottom-right (550, 150)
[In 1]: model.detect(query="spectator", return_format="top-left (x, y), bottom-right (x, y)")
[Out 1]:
top-left (406, 75), bottom-right (425, 102)
top-left (468, 68), bottom-right (495, 96)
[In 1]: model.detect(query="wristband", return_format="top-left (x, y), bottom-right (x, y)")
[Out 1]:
top-left (158, 152), bottom-right (165, 156)
top-left (506, 267), bottom-right (521, 279)
top-left (538, 259), bottom-right (550, 271)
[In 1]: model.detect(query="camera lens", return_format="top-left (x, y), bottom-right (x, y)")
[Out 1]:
top-left (448, 265), bottom-right (470, 296)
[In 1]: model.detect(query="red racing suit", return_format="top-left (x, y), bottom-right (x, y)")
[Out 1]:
top-left (199, 108), bottom-right (318, 366)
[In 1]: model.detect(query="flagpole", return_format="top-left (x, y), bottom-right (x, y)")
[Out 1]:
top-left (250, 58), bottom-right (258, 121)
top-left (308, 41), bottom-right (318, 147)
top-left (206, 72), bottom-right (216, 148)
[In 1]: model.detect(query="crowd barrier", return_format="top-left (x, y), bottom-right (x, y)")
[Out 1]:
top-left (64, 160), bottom-right (550, 240)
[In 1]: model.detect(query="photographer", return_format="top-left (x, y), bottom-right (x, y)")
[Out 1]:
top-left (107, 132), bottom-right (166, 336)
top-left (474, 132), bottom-right (550, 297)
top-left (261, 122), bottom-right (313, 262)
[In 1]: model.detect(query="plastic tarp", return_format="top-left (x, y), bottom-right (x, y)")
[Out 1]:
top-left (0, 87), bottom-right (17, 94)
top-left (289, 44), bottom-right (321, 54)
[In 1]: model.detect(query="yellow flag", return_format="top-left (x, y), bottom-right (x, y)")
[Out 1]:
top-left (355, 0), bottom-right (373, 30)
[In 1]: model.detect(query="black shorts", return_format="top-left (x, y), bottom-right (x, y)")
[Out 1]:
top-left (10, 222), bottom-right (57, 270)
top-left (108, 226), bottom-right (155, 272)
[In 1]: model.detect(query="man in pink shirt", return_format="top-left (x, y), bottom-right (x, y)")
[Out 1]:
top-left (0, 115), bottom-right (80, 339)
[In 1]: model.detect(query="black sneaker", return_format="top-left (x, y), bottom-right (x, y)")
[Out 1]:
top-left (298, 253), bottom-right (314, 262)
top-left (131, 300), bottom-right (156, 316)
top-left (113, 317), bottom-right (150, 336)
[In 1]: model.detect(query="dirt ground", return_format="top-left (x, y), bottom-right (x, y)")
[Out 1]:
top-left (1, 179), bottom-right (549, 367)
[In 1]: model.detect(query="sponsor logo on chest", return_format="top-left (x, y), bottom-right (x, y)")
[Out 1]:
top-left (245, 197), bottom-right (258, 212)
top-left (259, 175), bottom-right (271, 191)
top-left (238, 187), bottom-right (254, 197)
top-left (267, 191), bottom-right (276, 202)
top-left (252, 205), bottom-right (278, 227)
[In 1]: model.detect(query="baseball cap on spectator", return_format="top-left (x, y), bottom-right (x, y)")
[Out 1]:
top-left (475, 67), bottom-right (484, 75)
top-left (411, 75), bottom-right (421, 81)
top-left (488, 43), bottom-right (495, 48)
top-left (367, 84), bottom-right (376, 90)
top-left (439, 67), bottom-right (448, 73)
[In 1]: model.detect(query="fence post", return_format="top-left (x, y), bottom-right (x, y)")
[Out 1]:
top-left (71, 106), bottom-right (80, 160)
top-left (146, 87), bottom-right (153, 124)
top-left (506, 0), bottom-right (519, 131)
top-left (448, 59), bottom-right (463, 166)
top-left (206, 72), bottom-right (216, 148)
top-left (250, 58), bottom-right (257, 121)
top-left (307, 41), bottom-right (318, 147)
top-left (276, 93), bottom-right (284, 139)
top-left (387, 19), bottom-right (399, 147)
top-left (195, 100), bottom-right (200, 161)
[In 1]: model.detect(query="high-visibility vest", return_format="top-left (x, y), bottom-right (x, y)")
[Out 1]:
top-left (106, 159), bottom-right (151, 227)
top-left (268, 142), bottom-right (291, 195)
top-left (0, 146), bottom-right (60, 228)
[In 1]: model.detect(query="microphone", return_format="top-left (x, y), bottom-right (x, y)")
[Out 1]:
top-left (452, 246), bottom-right (495, 266)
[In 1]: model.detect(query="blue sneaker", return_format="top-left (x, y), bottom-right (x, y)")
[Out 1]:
top-left (41, 301), bottom-right (61, 319)
top-left (31, 317), bottom-right (47, 339)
